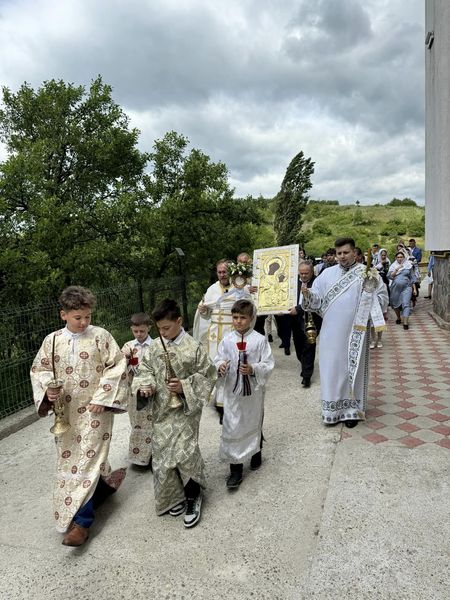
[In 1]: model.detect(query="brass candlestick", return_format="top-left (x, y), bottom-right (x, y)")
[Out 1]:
top-left (49, 334), bottom-right (70, 436)
top-left (155, 325), bottom-right (183, 410)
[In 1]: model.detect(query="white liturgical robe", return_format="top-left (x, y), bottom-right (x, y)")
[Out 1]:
top-left (302, 263), bottom-right (388, 424)
top-left (214, 329), bottom-right (274, 463)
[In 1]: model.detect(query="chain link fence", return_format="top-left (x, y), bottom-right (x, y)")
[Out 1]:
top-left (0, 276), bottom-right (198, 420)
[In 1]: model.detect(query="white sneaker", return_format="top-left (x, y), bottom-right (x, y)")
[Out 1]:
top-left (184, 493), bottom-right (203, 528)
top-left (169, 502), bottom-right (185, 516)
top-left (370, 342), bottom-right (376, 349)
top-left (377, 341), bottom-right (383, 348)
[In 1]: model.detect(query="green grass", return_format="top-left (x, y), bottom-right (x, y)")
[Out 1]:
top-left (301, 203), bottom-right (426, 261)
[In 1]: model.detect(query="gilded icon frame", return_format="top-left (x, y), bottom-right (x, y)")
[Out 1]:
top-left (252, 244), bottom-right (299, 314)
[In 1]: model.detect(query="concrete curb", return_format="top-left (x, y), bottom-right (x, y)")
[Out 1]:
top-left (0, 405), bottom-right (38, 441)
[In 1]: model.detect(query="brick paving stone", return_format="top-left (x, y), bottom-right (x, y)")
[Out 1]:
top-left (395, 400), bottom-right (416, 409)
top-left (431, 424), bottom-right (450, 436)
top-left (399, 436), bottom-right (426, 448)
top-left (429, 412), bottom-right (450, 422)
top-left (362, 432), bottom-right (389, 444)
top-left (396, 410), bottom-right (419, 420)
top-left (407, 416), bottom-right (440, 429)
top-left (377, 414), bottom-right (405, 427)
top-left (425, 403), bottom-right (447, 411)
top-left (365, 420), bottom-right (386, 430)
top-left (396, 422), bottom-right (420, 433)
top-left (435, 438), bottom-right (450, 449)
top-left (341, 300), bottom-right (450, 449)
top-left (411, 429), bottom-right (444, 443)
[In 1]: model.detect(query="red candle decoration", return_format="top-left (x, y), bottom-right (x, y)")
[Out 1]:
top-left (233, 335), bottom-right (252, 396)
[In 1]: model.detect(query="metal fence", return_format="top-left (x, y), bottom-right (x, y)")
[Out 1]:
top-left (0, 277), bottom-right (193, 420)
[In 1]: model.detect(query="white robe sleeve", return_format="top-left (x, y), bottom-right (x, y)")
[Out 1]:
top-left (252, 338), bottom-right (275, 390)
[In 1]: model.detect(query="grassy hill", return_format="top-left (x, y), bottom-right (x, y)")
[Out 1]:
top-left (299, 201), bottom-right (426, 261)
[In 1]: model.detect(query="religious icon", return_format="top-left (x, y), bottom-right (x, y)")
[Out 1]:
top-left (252, 245), bottom-right (299, 314)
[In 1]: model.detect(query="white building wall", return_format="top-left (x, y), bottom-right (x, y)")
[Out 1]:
top-left (425, 0), bottom-right (450, 250)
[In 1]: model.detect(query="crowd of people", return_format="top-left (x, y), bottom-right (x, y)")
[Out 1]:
top-left (29, 237), bottom-right (430, 547)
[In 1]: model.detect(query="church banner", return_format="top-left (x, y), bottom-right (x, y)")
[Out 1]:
top-left (252, 244), bottom-right (299, 314)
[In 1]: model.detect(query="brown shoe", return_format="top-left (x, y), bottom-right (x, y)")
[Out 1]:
top-left (62, 523), bottom-right (89, 546)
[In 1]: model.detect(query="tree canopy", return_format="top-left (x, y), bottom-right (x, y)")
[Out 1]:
top-left (0, 78), bottom-right (273, 306)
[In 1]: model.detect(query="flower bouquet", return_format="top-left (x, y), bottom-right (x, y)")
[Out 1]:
top-left (227, 261), bottom-right (253, 289)
top-left (232, 337), bottom-right (252, 396)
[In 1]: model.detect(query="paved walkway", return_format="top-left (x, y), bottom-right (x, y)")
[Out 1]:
top-left (343, 298), bottom-right (450, 449)
top-left (1, 296), bottom-right (449, 600)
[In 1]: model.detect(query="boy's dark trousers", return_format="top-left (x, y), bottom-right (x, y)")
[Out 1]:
top-left (73, 476), bottom-right (118, 528)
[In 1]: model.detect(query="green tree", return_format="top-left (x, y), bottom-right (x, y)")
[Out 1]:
top-left (141, 131), bottom-right (271, 285)
top-left (0, 77), bottom-right (148, 303)
top-left (273, 151), bottom-right (314, 245)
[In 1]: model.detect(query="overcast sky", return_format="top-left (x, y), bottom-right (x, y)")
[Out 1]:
top-left (0, 0), bottom-right (425, 204)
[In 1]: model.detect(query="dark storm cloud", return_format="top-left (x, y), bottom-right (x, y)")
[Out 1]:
top-left (0, 0), bottom-right (425, 203)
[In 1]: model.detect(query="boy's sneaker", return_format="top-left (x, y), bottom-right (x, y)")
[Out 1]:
top-left (184, 494), bottom-right (202, 528)
top-left (169, 501), bottom-right (185, 516)
top-left (250, 451), bottom-right (262, 470)
top-left (226, 471), bottom-right (243, 489)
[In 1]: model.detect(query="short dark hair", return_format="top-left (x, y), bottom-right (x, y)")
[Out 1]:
top-left (59, 286), bottom-right (96, 311)
top-left (355, 247), bottom-right (363, 257)
top-left (152, 299), bottom-right (181, 322)
top-left (130, 312), bottom-right (151, 327)
top-left (409, 238), bottom-right (415, 243)
top-left (335, 237), bottom-right (355, 249)
top-left (231, 299), bottom-right (255, 318)
top-left (326, 247), bottom-right (336, 255)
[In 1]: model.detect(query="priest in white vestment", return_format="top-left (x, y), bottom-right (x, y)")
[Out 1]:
top-left (302, 238), bottom-right (388, 427)
top-left (193, 259), bottom-right (250, 410)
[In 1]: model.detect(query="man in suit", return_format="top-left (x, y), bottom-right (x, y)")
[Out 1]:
top-left (288, 261), bottom-right (322, 387)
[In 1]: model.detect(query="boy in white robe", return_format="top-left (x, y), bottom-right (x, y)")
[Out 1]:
top-left (30, 286), bottom-right (128, 547)
top-left (121, 312), bottom-right (153, 467)
top-left (214, 299), bottom-right (274, 489)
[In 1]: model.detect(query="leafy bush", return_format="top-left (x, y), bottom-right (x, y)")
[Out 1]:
top-left (387, 197), bottom-right (418, 207)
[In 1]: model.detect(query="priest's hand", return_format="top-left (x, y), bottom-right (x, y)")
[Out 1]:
top-left (218, 361), bottom-right (230, 376)
top-left (239, 363), bottom-right (254, 376)
top-left (301, 283), bottom-right (310, 297)
top-left (288, 306), bottom-right (297, 315)
top-left (167, 378), bottom-right (183, 394)
top-left (198, 303), bottom-right (208, 315)
top-left (249, 285), bottom-right (258, 294)
top-left (88, 403), bottom-right (106, 413)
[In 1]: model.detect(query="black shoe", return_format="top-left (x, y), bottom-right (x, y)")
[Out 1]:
top-left (396, 319), bottom-right (401, 324)
top-left (227, 464), bottom-right (243, 489)
top-left (284, 347), bottom-right (291, 356)
top-left (268, 334), bottom-right (273, 343)
top-left (424, 296), bottom-right (431, 299)
top-left (344, 420), bottom-right (358, 428)
top-left (403, 324), bottom-right (409, 330)
top-left (226, 471), bottom-right (243, 489)
top-left (250, 451), bottom-right (262, 470)
top-left (279, 343), bottom-right (284, 348)
top-left (302, 378), bottom-right (311, 388)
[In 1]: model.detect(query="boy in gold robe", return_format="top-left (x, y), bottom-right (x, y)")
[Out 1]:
top-left (30, 286), bottom-right (129, 546)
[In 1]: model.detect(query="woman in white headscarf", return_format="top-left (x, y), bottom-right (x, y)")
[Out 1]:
top-left (388, 251), bottom-right (417, 330)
